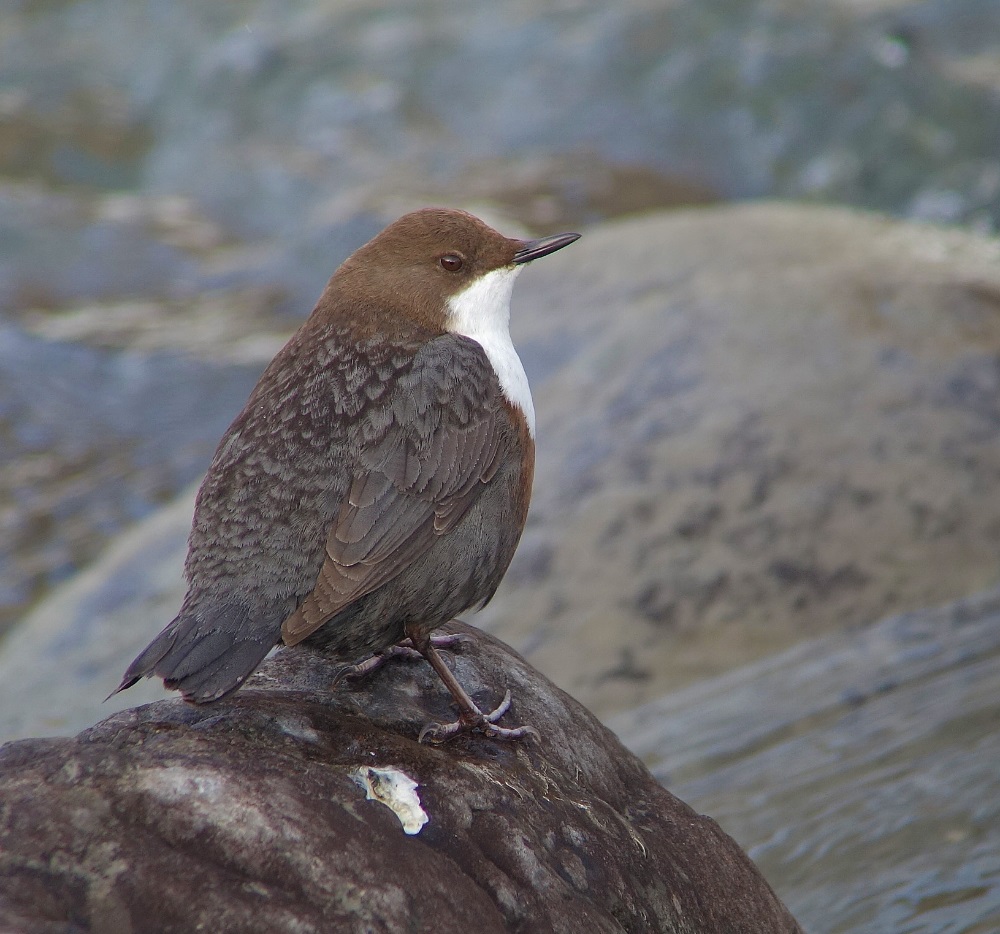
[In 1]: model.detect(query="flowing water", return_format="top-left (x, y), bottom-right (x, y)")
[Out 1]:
top-left (614, 589), bottom-right (1000, 933)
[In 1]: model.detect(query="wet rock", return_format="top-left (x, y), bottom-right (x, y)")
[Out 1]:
top-left (0, 623), bottom-right (800, 934)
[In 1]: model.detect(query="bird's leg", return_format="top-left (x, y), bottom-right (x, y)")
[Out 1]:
top-left (406, 628), bottom-right (539, 744)
top-left (332, 632), bottom-right (470, 686)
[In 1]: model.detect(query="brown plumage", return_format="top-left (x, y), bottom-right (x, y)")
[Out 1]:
top-left (114, 208), bottom-right (578, 740)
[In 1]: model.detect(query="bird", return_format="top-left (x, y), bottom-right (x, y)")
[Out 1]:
top-left (113, 207), bottom-right (579, 741)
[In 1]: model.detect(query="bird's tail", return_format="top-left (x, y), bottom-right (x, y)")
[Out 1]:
top-left (111, 603), bottom-right (282, 704)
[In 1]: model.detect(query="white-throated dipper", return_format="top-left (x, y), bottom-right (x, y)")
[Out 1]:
top-left (114, 208), bottom-right (579, 741)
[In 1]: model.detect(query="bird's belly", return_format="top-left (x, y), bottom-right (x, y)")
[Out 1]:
top-left (302, 479), bottom-right (524, 662)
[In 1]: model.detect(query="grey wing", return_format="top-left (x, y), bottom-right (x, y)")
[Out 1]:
top-left (281, 334), bottom-right (506, 645)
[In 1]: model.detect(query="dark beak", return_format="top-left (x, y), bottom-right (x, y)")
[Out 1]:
top-left (513, 232), bottom-right (581, 264)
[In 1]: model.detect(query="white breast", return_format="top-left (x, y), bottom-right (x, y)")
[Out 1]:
top-left (445, 266), bottom-right (535, 438)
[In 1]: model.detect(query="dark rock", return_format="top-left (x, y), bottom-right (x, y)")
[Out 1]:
top-left (0, 623), bottom-right (800, 934)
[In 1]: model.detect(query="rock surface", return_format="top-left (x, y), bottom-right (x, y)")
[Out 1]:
top-left (0, 623), bottom-right (801, 934)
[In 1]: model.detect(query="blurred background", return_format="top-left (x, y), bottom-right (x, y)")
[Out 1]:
top-left (2, 1), bottom-right (1000, 931)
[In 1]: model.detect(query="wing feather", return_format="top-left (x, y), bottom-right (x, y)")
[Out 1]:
top-left (281, 334), bottom-right (509, 646)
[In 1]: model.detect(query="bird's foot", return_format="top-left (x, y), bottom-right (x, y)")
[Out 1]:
top-left (418, 690), bottom-right (541, 744)
top-left (332, 633), bottom-right (470, 687)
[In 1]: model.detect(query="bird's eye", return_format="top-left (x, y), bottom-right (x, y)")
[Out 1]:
top-left (439, 253), bottom-right (464, 272)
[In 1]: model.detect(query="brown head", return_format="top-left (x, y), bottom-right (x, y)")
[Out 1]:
top-left (308, 207), bottom-right (579, 439)
top-left (320, 207), bottom-right (580, 334)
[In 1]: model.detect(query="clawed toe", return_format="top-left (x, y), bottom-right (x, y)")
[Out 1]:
top-left (333, 628), bottom-right (538, 744)
top-left (417, 690), bottom-right (539, 744)
top-left (426, 633), bottom-right (472, 650)
top-left (331, 643), bottom-right (426, 687)
top-left (480, 692), bottom-right (540, 740)
top-left (484, 689), bottom-right (512, 722)
top-left (481, 721), bottom-right (541, 741)
top-left (333, 633), bottom-right (471, 689)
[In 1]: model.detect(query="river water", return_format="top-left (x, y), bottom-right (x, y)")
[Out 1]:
top-left (615, 589), bottom-right (1000, 932)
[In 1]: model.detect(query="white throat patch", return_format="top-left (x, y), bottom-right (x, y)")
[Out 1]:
top-left (446, 266), bottom-right (535, 438)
